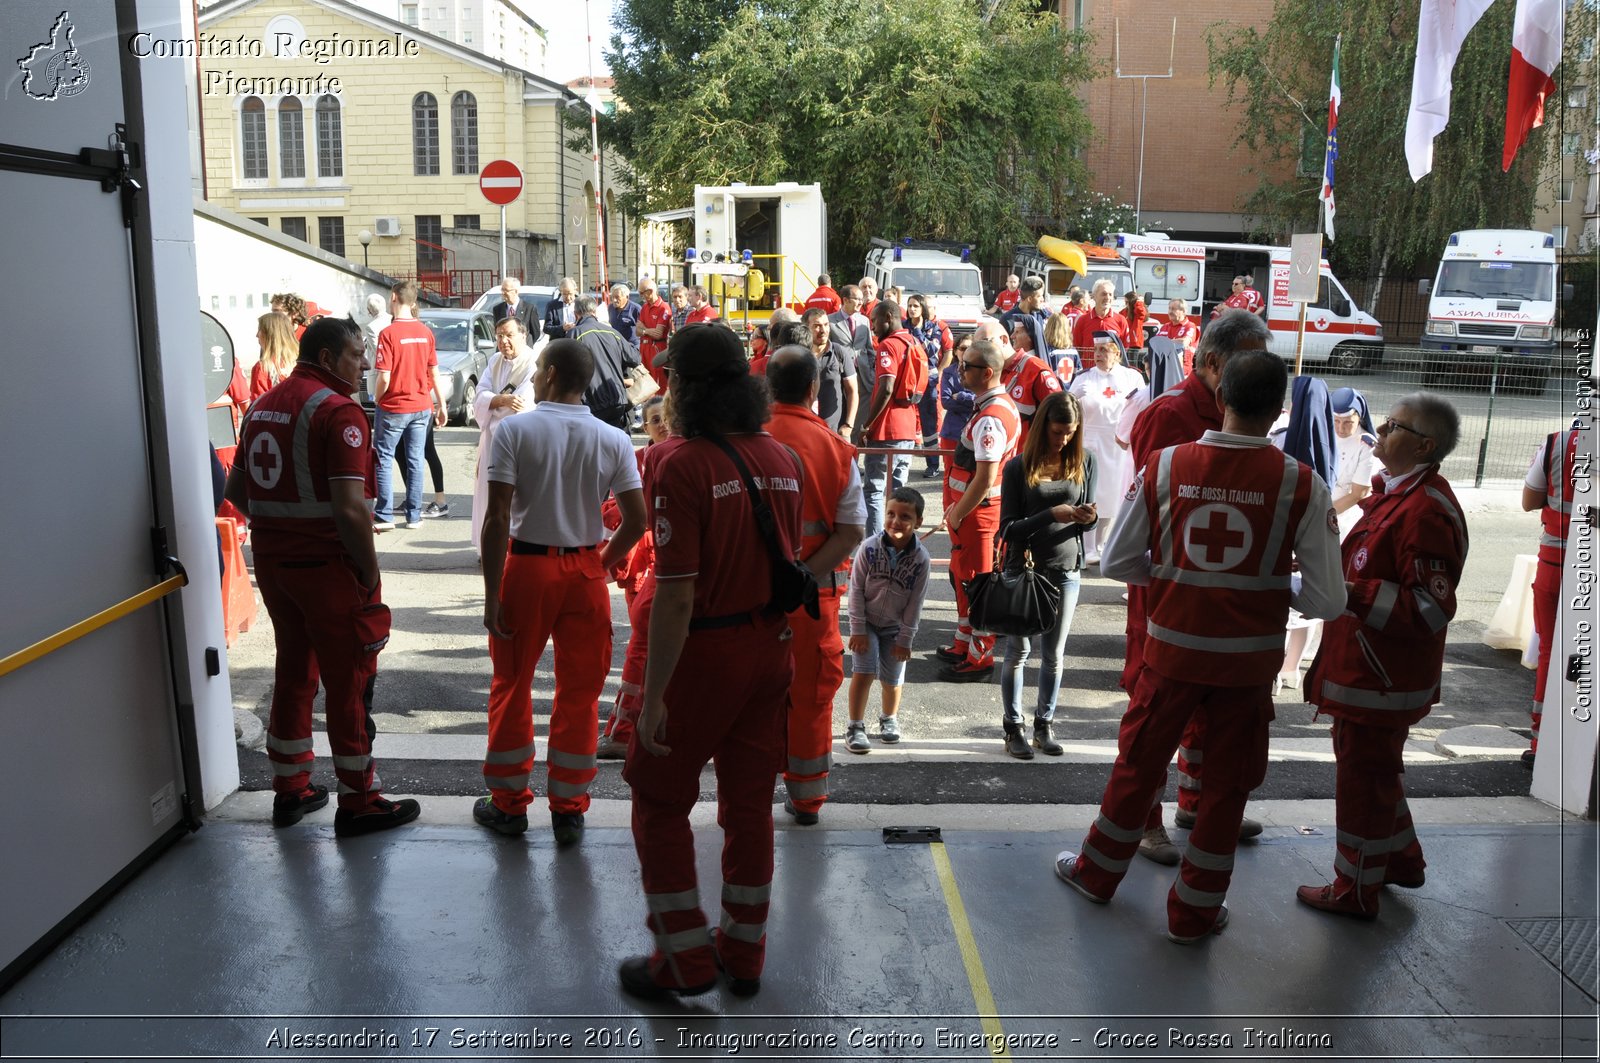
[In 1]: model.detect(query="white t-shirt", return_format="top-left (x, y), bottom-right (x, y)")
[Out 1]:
top-left (1525, 437), bottom-right (1553, 492)
top-left (487, 401), bottom-right (641, 546)
top-left (836, 461), bottom-right (868, 526)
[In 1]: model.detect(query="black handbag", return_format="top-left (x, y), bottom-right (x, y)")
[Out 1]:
top-left (965, 542), bottom-right (1061, 638)
top-left (707, 436), bottom-right (821, 620)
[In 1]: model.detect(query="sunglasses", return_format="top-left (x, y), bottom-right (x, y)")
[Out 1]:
top-left (1378, 418), bottom-right (1430, 440)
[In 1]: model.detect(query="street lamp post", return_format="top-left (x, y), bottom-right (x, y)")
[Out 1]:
top-left (358, 228), bottom-right (372, 268)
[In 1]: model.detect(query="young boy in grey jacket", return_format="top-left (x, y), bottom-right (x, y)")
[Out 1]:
top-left (845, 487), bottom-right (932, 753)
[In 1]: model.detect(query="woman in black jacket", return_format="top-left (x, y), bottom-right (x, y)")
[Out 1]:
top-left (996, 392), bottom-right (1098, 759)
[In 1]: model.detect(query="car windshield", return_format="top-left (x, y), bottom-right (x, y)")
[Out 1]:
top-left (1435, 260), bottom-right (1554, 301)
top-left (1085, 269), bottom-right (1133, 299)
top-left (421, 317), bottom-right (470, 350)
top-left (892, 268), bottom-right (982, 298)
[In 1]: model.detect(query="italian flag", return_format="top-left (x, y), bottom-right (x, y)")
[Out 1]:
top-left (1503, 0), bottom-right (1563, 171)
top-left (1321, 37), bottom-right (1341, 242)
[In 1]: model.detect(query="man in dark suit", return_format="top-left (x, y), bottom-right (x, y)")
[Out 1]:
top-left (492, 277), bottom-right (539, 338)
top-left (543, 277), bottom-right (579, 342)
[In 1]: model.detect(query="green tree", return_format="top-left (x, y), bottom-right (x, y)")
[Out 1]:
top-left (599, 0), bottom-right (1095, 265)
top-left (1207, 0), bottom-right (1547, 303)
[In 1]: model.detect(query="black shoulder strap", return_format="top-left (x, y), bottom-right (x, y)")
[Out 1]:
top-left (707, 435), bottom-right (792, 568)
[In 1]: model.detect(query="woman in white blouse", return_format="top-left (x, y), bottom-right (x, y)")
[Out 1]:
top-left (469, 316), bottom-right (543, 558)
top-left (1067, 331), bottom-right (1145, 563)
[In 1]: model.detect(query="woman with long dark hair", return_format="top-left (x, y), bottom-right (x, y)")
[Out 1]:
top-left (995, 391), bottom-right (1097, 760)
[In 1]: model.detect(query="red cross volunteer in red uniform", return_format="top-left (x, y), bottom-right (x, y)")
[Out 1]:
top-left (1056, 350), bottom-right (1344, 944)
top-left (1003, 314), bottom-right (1064, 450)
top-left (619, 323), bottom-right (805, 1002)
top-left (938, 339), bottom-right (1022, 681)
top-left (1072, 279), bottom-right (1134, 364)
top-left (474, 339), bottom-right (646, 843)
top-left (765, 347), bottom-right (866, 825)
top-left (1521, 423), bottom-right (1581, 766)
top-left (1212, 274), bottom-right (1267, 318)
top-left (802, 272), bottom-right (842, 316)
top-left (1122, 309), bottom-right (1272, 862)
top-left (224, 317), bottom-right (423, 837)
top-left (1298, 393), bottom-right (1468, 920)
top-left (636, 277), bottom-right (674, 391)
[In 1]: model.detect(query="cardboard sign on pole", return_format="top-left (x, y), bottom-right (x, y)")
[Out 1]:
top-left (1289, 233), bottom-right (1322, 376)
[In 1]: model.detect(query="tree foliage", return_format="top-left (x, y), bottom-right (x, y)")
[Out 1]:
top-left (600, 0), bottom-right (1095, 265)
top-left (1206, 0), bottom-right (1548, 285)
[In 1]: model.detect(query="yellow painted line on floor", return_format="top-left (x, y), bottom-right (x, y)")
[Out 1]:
top-left (930, 841), bottom-right (1012, 1061)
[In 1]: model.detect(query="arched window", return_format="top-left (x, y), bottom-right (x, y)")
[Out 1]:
top-left (413, 92), bottom-right (439, 175)
top-left (451, 91), bottom-right (478, 175)
top-left (278, 98), bottom-right (304, 179)
top-left (240, 96), bottom-right (267, 179)
top-left (315, 95), bottom-right (342, 178)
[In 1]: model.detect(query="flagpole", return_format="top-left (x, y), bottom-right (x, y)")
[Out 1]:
top-left (1320, 34), bottom-right (1341, 244)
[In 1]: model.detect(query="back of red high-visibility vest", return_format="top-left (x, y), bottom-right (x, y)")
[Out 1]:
top-left (237, 372), bottom-right (353, 557)
top-left (1142, 440), bottom-right (1314, 685)
top-left (1540, 428), bottom-right (1579, 565)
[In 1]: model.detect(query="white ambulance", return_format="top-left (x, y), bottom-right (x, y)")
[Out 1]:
top-left (1419, 229), bottom-right (1565, 394)
top-left (1104, 233), bottom-right (1386, 370)
top-left (864, 239), bottom-right (988, 335)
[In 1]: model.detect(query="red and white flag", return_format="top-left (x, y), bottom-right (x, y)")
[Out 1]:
top-left (1406, 0), bottom-right (1498, 181)
top-left (1503, 0), bottom-right (1563, 171)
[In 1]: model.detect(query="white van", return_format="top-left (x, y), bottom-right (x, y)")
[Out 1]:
top-left (1104, 233), bottom-right (1385, 370)
top-left (1013, 236), bottom-right (1135, 308)
top-left (1419, 229), bottom-right (1565, 393)
top-left (864, 240), bottom-right (987, 334)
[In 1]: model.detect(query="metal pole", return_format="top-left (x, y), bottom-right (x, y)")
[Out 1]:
top-left (499, 205), bottom-right (506, 282)
top-left (1477, 351), bottom-right (1501, 488)
top-left (586, 0), bottom-right (609, 294)
top-left (1136, 75), bottom-right (1148, 231)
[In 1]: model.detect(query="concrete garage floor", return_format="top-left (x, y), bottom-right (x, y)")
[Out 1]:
top-left (2, 796), bottom-right (1596, 1061)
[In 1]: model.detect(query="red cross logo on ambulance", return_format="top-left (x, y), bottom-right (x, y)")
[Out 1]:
top-left (248, 433), bottom-right (284, 489)
top-left (1312, 314), bottom-right (1330, 331)
top-left (1183, 504), bottom-right (1253, 571)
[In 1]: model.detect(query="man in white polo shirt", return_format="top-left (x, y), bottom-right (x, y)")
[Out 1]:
top-left (476, 338), bottom-right (647, 845)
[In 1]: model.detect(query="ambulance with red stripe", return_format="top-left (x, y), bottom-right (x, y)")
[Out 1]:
top-left (1102, 233), bottom-right (1385, 371)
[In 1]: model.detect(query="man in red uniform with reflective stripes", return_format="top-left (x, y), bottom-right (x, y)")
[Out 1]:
top-left (937, 339), bottom-right (1022, 681)
top-left (803, 272), bottom-right (842, 316)
top-left (1123, 309), bottom-right (1270, 862)
top-left (766, 347), bottom-right (866, 825)
top-left (475, 339), bottom-right (646, 843)
top-left (1212, 274), bottom-right (1267, 319)
top-left (224, 317), bottom-right (422, 836)
top-left (1004, 313), bottom-right (1064, 449)
top-left (620, 323), bottom-right (805, 1001)
top-left (1055, 350), bottom-right (1344, 943)
top-left (1521, 422), bottom-right (1580, 767)
top-left (1298, 393), bottom-right (1468, 919)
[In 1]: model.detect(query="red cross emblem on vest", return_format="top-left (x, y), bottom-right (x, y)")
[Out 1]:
top-left (1184, 504), bottom-right (1252, 570)
top-left (248, 433), bottom-right (284, 490)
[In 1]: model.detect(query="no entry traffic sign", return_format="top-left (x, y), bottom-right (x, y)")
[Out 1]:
top-left (479, 160), bottom-right (523, 205)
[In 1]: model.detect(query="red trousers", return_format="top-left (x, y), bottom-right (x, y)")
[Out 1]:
top-left (1073, 669), bottom-right (1272, 939)
top-left (940, 438), bottom-right (958, 507)
top-left (622, 615), bottom-right (793, 989)
top-left (1531, 560), bottom-right (1562, 752)
top-left (1325, 717), bottom-right (1426, 914)
top-left (258, 556), bottom-right (388, 811)
top-left (1125, 586), bottom-right (1205, 825)
top-left (483, 550), bottom-right (610, 816)
top-left (949, 500), bottom-right (1000, 664)
top-left (783, 587), bottom-right (846, 813)
top-left (604, 577), bottom-right (654, 747)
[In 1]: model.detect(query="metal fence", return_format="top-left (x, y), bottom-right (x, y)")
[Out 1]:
top-left (1299, 341), bottom-right (1582, 487)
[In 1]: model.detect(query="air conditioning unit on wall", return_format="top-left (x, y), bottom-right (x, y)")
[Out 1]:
top-left (374, 217), bottom-right (402, 238)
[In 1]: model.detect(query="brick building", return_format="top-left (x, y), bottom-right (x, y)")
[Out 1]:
top-left (196, 0), bottom-right (636, 296)
top-left (1067, 0), bottom-right (1292, 239)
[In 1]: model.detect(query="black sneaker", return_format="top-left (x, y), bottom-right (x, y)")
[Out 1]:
top-left (782, 798), bottom-right (819, 826)
top-left (933, 645), bottom-right (967, 664)
top-left (334, 797), bottom-right (421, 837)
top-left (473, 796), bottom-right (528, 836)
top-left (272, 784), bottom-right (329, 827)
top-left (715, 951), bottom-right (761, 998)
top-left (551, 811), bottom-right (585, 847)
top-left (617, 955), bottom-right (715, 1000)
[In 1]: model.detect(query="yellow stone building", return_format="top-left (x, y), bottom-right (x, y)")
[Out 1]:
top-left (196, 0), bottom-right (637, 297)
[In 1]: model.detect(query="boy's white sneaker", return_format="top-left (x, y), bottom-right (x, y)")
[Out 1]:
top-left (845, 722), bottom-right (870, 754)
top-left (877, 715), bottom-right (901, 744)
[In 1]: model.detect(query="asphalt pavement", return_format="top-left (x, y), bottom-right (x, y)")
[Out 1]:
top-left (229, 414), bottom-right (1553, 806)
